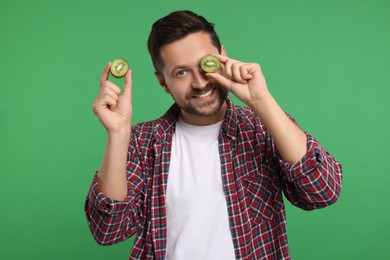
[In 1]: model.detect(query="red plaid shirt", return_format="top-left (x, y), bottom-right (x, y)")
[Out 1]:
top-left (85, 97), bottom-right (342, 259)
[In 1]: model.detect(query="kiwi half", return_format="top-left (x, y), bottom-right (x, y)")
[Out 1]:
top-left (110, 58), bottom-right (129, 78)
top-left (200, 55), bottom-right (221, 73)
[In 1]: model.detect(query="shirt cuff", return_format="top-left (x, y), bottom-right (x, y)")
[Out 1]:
top-left (87, 173), bottom-right (133, 215)
top-left (278, 133), bottom-right (323, 182)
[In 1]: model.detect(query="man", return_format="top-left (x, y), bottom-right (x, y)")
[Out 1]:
top-left (85, 10), bottom-right (342, 259)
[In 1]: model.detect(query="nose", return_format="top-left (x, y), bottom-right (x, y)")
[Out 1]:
top-left (191, 69), bottom-right (208, 89)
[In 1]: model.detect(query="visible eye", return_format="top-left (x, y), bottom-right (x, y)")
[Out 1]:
top-left (175, 70), bottom-right (188, 78)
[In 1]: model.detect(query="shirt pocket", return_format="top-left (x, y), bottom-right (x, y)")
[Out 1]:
top-left (243, 170), bottom-right (282, 225)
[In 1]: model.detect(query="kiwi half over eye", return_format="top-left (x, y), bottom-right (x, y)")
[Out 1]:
top-left (110, 58), bottom-right (129, 78)
top-left (200, 55), bottom-right (221, 73)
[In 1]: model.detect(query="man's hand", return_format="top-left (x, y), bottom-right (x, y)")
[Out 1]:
top-left (208, 54), bottom-right (307, 163)
top-left (206, 54), bottom-right (270, 108)
top-left (92, 62), bottom-right (133, 134)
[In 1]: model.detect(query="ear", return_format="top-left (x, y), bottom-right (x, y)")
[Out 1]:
top-left (154, 72), bottom-right (170, 94)
top-left (221, 45), bottom-right (226, 56)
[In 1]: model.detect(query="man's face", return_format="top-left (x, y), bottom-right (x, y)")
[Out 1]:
top-left (157, 31), bottom-right (228, 125)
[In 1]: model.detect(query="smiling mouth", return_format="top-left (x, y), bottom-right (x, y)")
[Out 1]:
top-left (192, 88), bottom-right (214, 98)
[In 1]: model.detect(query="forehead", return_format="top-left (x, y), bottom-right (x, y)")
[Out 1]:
top-left (160, 32), bottom-right (219, 72)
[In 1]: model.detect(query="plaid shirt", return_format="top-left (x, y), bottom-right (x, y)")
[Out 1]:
top-left (85, 97), bottom-right (342, 259)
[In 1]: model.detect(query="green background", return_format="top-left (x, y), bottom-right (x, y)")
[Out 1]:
top-left (1, 0), bottom-right (389, 259)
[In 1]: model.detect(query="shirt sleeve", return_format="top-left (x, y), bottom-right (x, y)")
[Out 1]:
top-left (84, 132), bottom-right (145, 246)
top-left (86, 173), bottom-right (133, 214)
top-left (278, 133), bottom-right (343, 211)
top-left (84, 174), bottom-right (140, 245)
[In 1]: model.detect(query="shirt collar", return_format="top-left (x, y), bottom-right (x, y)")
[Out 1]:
top-left (221, 96), bottom-right (238, 141)
top-left (153, 104), bottom-right (179, 139)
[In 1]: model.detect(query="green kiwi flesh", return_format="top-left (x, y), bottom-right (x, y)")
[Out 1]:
top-left (110, 58), bottom-right (129, 78)
top-left (200, 55), bottom-right (221, 73)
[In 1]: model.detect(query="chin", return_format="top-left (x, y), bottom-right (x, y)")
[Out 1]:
top-left (186, 95), bottom-right (226, 117)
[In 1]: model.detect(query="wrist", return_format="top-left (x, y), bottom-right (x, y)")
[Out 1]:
top-left (106, 126), bottom-right (131, 141)
top-left (247, 90), bottom-right (274, 113)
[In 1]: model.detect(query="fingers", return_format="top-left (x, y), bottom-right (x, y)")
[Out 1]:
top-left (231, 62), bottom-right (248, 84)
top-left (206, 72), bottom-right (233, 92)
top-left (100, 80), bottom-right (121, 96)
top-left (208, 53), bottom-right (257, 84)
top-left (104, 94), bottom-right (119, 111)
top-left (122, 69), bottom-right (133, 101)
top-left (93, 83), bottom-right (120, 112)
top-left (211, 53), bottom-right (229, 63)
top-left (99, 61), bottom-right (131, 94)
top-left (100, 62), bottom-right (132, 99)
top-left (100, 62), bottom-right (112, 85)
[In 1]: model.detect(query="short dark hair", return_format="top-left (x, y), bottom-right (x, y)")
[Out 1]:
top-left (147, 10), bottom-right (222, 74)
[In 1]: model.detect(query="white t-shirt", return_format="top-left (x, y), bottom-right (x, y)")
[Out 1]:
top-left (165, 117), bottom-right (236, 260)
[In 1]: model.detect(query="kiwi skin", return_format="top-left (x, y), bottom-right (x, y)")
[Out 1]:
top-left (110, 58), bottom-right (129, 78)
top-left (200, 55), bottom-right (221, 73)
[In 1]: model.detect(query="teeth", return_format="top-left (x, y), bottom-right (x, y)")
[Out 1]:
top-left (194, 89), bottom-right (213, 98)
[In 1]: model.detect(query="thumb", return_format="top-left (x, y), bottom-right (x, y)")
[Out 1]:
top-left (122, 69), bottom-right (133, 100)
top-left (206, 72), bottom-right (234, 92)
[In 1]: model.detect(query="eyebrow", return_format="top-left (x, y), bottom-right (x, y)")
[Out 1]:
top-left (169, 65), bottom-right (189, 75)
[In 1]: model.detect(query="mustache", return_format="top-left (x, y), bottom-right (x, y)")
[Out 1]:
top-left (186, 82), bottom-right (219, 98)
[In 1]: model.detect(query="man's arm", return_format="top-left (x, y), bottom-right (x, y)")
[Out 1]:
top-left (208, 54), bottom-right (307, 163)
top-left (209, 54), bottom-right (342, 209)
top-left (247, 92), bottom-right (307, 163)
top-left (91, 62), bottom-right (133, 201)
top-left (84, 62), bottom-right (142, 246)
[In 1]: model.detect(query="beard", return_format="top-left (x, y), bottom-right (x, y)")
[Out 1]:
top-left (171, 84), bottom-right (228, 118)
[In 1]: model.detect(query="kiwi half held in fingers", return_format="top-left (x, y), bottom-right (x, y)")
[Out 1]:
top-left (200, 55), bottom-right (221, 73)
top-left (110, 58), bottom-right (129, 78)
